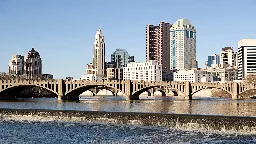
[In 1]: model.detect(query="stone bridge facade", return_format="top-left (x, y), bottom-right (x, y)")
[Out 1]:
top-left (0, 79), bottom-right (255, 100)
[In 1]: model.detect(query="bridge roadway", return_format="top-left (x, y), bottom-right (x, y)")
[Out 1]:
top-left (0, 79), bottom-right (255, 100)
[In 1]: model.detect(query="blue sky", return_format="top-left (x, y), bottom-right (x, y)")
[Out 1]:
top-left (0, 0), bottom-right (256, 79)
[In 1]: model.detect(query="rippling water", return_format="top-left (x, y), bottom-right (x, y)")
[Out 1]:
top-left (0, 96), bottom-right (256, 116)
top-left (0, 120), bottom-right (255, 143)
top-left (1, 96), bottom-right (256, 143)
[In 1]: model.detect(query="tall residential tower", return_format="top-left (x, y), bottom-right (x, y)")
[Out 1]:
top-left (146, 22), bottom-right (171, 71)
top-left (170, 19), bottom-right (197, 70)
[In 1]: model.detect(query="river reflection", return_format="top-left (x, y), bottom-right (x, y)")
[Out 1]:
top-left (0, 96), bottom-right (256, 116)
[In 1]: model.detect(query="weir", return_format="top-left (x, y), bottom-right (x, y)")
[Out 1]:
top-left (1, 108), bottom-right (256, 134)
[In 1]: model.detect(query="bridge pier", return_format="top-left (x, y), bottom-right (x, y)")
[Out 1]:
top-left (62, 95), bottom-right (79, 101)
top-left (58, 79), bottom-right (65, 101)
top-left (126, 95), bottom-right (139, 100)
top-left (232, 82), bottom-right (238, 100)
top-left (58, 95), bottom-right (62, 101)
top-left (185, 81), bottom-right (192, 100)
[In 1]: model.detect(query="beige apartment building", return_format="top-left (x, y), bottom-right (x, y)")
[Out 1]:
top-left (146, 22), bottom-right (171, 72)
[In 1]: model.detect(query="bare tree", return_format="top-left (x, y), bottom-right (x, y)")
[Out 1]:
top-left (241, 74), bottom-right (256, 98)
top-left (243, 74), bottom-right (256, 86)
top-left (0, 72), bottom-right (11, 80)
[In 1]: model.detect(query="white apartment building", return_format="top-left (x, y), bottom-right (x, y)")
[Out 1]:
top-left (8, 55), bottom-right (24, 75)
top-left (123, 60), bottom-right (162, 81)
top-left (220, 47), bottom-right (237, 68)
top-left (237, 39), bottom-right (256, 80)
top-left (174, 69), bottom-right (213, 82)
top-left (170, 19), bottom-right (197, 70)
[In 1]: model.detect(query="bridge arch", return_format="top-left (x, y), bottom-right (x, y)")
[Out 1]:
top-left (154, 89), bottom-right (166, 96)
top-left (0, 85), bottom-right (58, 99)
top-left (81, 90), bottom-right (96, 96)
top-left (191, 87), bottom-right (232, 98)
top-left (65, 85), bottom-right (124, 98)
top-left (132, 85), bottom-right (179, 98)
top-left (96, 89), bottom-right (115, 96)
top-left (140, 90), bottom-right (151, 96)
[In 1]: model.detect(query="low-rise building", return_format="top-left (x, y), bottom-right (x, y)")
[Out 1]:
top-left (206, 66), bottom-right (238, 81)
top-left (174, 69), bottom-right (213, 82)
top-left (123, 60), bottom-right (162, 81)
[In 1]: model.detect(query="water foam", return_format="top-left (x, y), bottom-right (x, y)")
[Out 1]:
top-left (1, 109), bottom-right (256, 135)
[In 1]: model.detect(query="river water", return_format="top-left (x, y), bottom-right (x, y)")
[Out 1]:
top-left (0, 96), bottom-right (256, 143)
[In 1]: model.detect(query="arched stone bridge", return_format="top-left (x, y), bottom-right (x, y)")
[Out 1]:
top-left (0, 79), bottom-right (255, 100)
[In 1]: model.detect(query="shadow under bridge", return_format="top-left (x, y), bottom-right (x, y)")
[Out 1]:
top-left (0, 85), bottom-right (58, 100)
top-left (131, 85), bottom-right (179, 98)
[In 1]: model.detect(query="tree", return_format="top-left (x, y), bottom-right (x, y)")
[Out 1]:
top-left (0, 72), bottom-right (11, 80)
top-left (243, 74), bottom-right (256, 86)
top-left (241, 74), bottom-right (256, 98)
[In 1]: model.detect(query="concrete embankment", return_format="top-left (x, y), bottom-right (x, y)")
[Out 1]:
top-left (0, 108), bottom-right (256, 134)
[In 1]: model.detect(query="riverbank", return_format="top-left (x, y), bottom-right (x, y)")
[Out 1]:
top-left (0, 108), bottom-right (256, 134)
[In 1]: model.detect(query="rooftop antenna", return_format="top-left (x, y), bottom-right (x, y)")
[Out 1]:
top-left (100, 24), bottom-right (101, 29)
top-left (18, 47), bottom-right (20, 55)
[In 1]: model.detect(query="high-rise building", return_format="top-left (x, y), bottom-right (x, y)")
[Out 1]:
top-left (146, 22), bottom-right (171, 71)
top-left (111, 48), bottom-right (134, 68)
top-left (92, 28), bottom-right (105, 77)
top-left (24, 48), bottom-right (42, 79)
top-left (220, 47), bottom-right (237, 68)
top-left (170, 19), bottom-right (197, 70)
top-left (237, 39), bottom-right (256, 80)
top-left (85, 28), bottom-right (106, 79)
top-left (207, 54), bottom-right (220, 68)
top-left (8, 55), bottom-right (25, 75)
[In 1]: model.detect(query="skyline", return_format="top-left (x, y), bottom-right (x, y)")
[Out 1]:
top-left (1, 0), bottom-right (256, 79)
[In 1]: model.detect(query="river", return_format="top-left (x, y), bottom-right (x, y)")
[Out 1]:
top-left (0, 96), bottom-right (256, 143)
